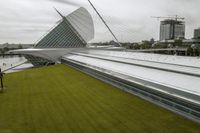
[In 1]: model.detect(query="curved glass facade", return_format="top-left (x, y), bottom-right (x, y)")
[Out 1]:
top-left (11, 7), bottom-right (95, 66)
top-left (35, 7), bottom-right (94, 48)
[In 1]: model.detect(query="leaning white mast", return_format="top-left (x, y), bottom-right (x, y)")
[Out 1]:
top-left (87, 0), bottom-right (121, 47)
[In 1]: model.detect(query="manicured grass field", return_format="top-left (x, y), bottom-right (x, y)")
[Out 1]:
top-left (0, 64), bottom-right (199, 133)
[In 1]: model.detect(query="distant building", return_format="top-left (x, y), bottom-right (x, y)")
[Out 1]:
top-left (194, 28), bottom-right (200, 39)
top-left (160, 19), bottom-right (185, 41)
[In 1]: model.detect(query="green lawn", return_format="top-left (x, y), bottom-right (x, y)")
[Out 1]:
top-left (0, 64), bottom-right (199, 133)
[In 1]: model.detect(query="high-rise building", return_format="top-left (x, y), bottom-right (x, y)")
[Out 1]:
top-left (160, 19), bottom-right (185, 41)
top-left (194, 28), bottom-right (200, 39)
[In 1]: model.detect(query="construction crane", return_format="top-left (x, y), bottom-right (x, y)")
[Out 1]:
top-left (151, 15), bottom-right (184, 21)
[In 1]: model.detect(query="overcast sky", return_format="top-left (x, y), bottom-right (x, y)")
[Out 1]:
top-left (0, 0), bottom-right (200, 44)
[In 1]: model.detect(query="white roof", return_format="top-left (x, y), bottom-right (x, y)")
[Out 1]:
top-left (63, 50), bottom-right (200, 105)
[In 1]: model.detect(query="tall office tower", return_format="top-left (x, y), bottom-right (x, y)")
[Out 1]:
top-left (160, 19), bottom-right (185, 41)
top-left (194, 28), bottom-right (200, 39)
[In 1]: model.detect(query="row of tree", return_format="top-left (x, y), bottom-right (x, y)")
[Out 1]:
top-left (130, 39), bottom-right (184, 50)
top-left (123, 39), bottom-right (200, 56)
top-left (187, 45), bottom-right (200, 56)
top-left (0, 45), bottom-right (23, 54)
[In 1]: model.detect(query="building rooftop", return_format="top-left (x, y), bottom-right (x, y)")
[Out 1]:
top-left (63, 50), bottom-right (200, 105)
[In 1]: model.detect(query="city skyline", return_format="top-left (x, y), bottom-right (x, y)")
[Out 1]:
top-left (0, 0), bottom-right (200, 44)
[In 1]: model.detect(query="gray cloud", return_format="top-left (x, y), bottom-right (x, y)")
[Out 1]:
top-left (49, 0), bottom-right (80, 7)
top-left (0, 0), bottom-right (200, 43)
